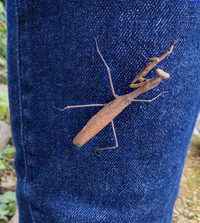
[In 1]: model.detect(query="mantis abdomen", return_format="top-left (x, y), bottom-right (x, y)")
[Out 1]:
top-left (73, 96), bottom-right (130, 147)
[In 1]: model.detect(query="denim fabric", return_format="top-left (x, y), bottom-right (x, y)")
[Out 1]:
top-left (7, 0), bottom-right (200, 222)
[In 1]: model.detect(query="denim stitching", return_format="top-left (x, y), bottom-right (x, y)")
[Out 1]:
top-left (15, 0), bottom-right (35, 222)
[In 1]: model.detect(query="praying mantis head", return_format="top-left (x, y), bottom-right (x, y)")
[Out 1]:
top-left (155, 68), bottom-right (170, 80)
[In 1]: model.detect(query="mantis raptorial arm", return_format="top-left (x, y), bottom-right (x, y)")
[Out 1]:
top-left (129, 39), bottom-right (179, 88)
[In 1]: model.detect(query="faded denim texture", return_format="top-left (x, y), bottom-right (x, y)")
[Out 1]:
top-left (7, 0), bottom-right (200, 222)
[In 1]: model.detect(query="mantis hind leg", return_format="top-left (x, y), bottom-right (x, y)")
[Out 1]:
top-left (94, 120), bottom-right (118, 156)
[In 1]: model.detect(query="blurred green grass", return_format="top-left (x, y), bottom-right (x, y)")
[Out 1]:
top-left (173, 134), bottom-right (200, 223)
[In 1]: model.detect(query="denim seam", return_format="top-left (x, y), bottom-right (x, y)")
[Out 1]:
top-left (15, 0), bottom-right (35, 222)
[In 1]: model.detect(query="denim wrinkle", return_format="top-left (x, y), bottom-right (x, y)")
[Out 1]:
top-left (15, 0), bottom-right (35, 222)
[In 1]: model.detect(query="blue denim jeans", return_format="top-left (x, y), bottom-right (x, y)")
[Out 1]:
top-left (7, 0), bottom-right (200, 222)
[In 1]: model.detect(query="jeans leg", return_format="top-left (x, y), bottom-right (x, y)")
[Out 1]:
top-left (7, 1), bottom-right (200, 222)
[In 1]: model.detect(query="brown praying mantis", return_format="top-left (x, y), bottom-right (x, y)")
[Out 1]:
top-left (55, 38), bottom-right (178, 156)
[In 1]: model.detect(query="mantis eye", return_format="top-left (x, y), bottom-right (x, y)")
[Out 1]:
top-left (155, 68), bottom-right (170, 80)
